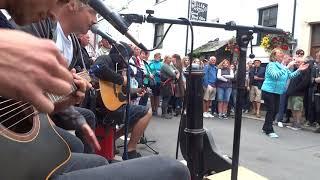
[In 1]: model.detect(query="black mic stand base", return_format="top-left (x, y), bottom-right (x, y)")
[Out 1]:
top-left (138, 133), bottom-right (159, 155)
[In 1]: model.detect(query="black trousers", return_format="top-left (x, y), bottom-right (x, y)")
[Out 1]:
top-left (262, 91), bottom-right (280, 134)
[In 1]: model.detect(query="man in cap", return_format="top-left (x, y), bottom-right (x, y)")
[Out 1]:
top-left (249, 59), bottom-right (265, 118)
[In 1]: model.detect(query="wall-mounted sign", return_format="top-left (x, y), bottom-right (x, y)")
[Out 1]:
top-left (190, 0), bottom-right (208, 21)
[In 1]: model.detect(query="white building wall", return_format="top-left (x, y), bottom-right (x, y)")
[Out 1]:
top-left (295, 0), bottom-right (320, 55)
top-left (98, 0), bottom-right (314, 62)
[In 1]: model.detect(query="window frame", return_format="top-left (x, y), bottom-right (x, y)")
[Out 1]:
top-left (310, 23), bottom-right (320, 58)
top-left (255, 5), bottom-right (278, 46)
top-left (153, 23), bottom-right (164, 49)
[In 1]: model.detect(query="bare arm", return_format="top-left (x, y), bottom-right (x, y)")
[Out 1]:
top-left (217, 69), bottom-right (228, 82)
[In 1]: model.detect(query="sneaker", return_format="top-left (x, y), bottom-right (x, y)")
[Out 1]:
top-left (314, 127), bottom-right (320, 133)
top-left (203, 112), bottom-right (209, 118)
top-left (304, 121), bottom-right (311, 127)
top-left (267, 132), bottom-right (279, 138)
top-left (222, 114), bottom-right (228, 119)
top-left (277, 122), bottom-right (284, 128)
top-left (256, 113), bottom-right (261, 118)
top-left (122, 150), bottom-right (142, 160)
top-left (207, 113), bottom-right (214, 118)
top-left (287, 125), bottom-right (300, 131)
top-left (313, 122), bottom-right (320, 128)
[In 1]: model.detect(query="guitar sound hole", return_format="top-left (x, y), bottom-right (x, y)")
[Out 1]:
top-left (0, 97), bottom-right (33, 134)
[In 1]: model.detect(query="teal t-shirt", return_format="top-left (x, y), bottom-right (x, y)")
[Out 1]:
top-left (149, 60), bottom-right (163, 84)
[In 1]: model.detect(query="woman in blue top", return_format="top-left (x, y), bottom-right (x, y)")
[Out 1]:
top-left (149, 52), bottom-right (163, 115)
top-left (261, 48), bottom-right (309, 138)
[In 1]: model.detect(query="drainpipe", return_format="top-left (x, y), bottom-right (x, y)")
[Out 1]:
top-left (185, 0), bottom-right (191, 56)
top-left (290, 0), bottom-right (297, 55)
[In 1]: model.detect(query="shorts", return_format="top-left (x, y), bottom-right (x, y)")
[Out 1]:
top-left (249, 86), bottom-right (262, 102)
top-left (203, 85), bottom-right (216, 101)
top-left (287, 96), bottom-right (304, 111)
top-left (106, 104), bottom-right (149, 126)
top-left (150, 83), bottom-right (161, 96)
top-left (216, 87), bottom-right (232, 102)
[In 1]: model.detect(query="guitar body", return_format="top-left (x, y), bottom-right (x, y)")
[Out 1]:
top-left (0, 98), bottom-right (71, 180)
top-left (99, 80), bottom-right (127, 111)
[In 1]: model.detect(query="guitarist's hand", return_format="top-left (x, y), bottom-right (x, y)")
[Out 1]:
top-left (70, 69), bottom-right (87, 104)
top-left (53, 70), bottom-right (87, 112)
top-left (81, 123), bottom-right (101, 151)
top-left (0, 30), bottom-right (73, 113)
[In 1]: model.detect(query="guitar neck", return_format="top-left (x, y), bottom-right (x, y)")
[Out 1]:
top-left (46, 71), bottom-right (91, 103)
top-left (46, 83), bottom-right (78, 103)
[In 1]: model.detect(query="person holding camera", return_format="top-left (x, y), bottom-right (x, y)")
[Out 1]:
top-left (261, 48), bottom-right (309, 138)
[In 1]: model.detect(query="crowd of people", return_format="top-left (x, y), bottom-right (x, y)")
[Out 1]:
top-left (105, 42), bottom-right (320, 140)
top-left (192, 48), bottom-right (320, 138)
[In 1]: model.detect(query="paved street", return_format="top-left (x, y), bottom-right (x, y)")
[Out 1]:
top-left (133, 115), bottom-right (320, 180)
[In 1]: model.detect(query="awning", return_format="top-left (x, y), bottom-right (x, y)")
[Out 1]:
top-left (192, 38), bottom-right (230, 54)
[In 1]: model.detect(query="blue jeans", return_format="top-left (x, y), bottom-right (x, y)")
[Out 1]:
top-left (217, 87), bottom-right (232, 102)
top-left (51, 154), bottom-right (190, 180)
top-left (276, 93), bottom-right (287, 122)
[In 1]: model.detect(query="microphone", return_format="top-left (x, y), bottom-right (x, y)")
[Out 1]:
top-left (90, 24), bottom-right (117, 45)
top-left (88, 0), bottom-right (148, 51)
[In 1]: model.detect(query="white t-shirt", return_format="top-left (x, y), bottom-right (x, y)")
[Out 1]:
top-left (55, 22), bottom-right (73, 66)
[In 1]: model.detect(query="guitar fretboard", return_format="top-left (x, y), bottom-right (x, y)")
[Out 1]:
top-left (46, 71), bottom-right (91, 103)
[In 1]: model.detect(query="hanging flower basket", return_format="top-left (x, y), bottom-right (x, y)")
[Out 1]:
top-left (260, 32), bottom-right (292, 53)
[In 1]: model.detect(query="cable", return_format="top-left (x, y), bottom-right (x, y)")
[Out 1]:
top-left (175, 17), bottom-right (195, 160)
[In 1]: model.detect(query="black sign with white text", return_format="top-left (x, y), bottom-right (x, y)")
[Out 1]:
top-left (190, 1), bottom-right (208, 21)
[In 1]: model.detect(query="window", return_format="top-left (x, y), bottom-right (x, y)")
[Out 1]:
top-left (310, 24), bottom-right (320, 58)
top-left (257, 5), bottom-right (278, 45)
top-left (154, 24), bottom-right (164, 49)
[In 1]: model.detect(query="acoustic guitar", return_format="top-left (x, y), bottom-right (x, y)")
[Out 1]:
top-left (0, 71), bottom-right (90, 180)
top-left (99, 80), bottom-right (128, 111)
top-left (99, 80), bottom-right (147, 111)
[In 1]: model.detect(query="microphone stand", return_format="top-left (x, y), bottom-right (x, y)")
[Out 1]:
top-left (124, 11), bottom-right (284, 180)
top-left (109, 42), bottom-right (132, 160)
top-left (129, 60), bottom-right (159, 155)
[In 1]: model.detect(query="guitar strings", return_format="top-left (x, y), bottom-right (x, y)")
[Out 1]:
top-left (0, 101), bottom-right (21, 111)
top-left (0, 71), bottom-right (91, 133)
top-left (0, 99), bottom-right (13, 105)
top-left (0, 105), bottom-right (33, 125)
top-left (0, 103), bottom-right (30, 118)
top-left (0, 110), bottom-right (38, 135)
